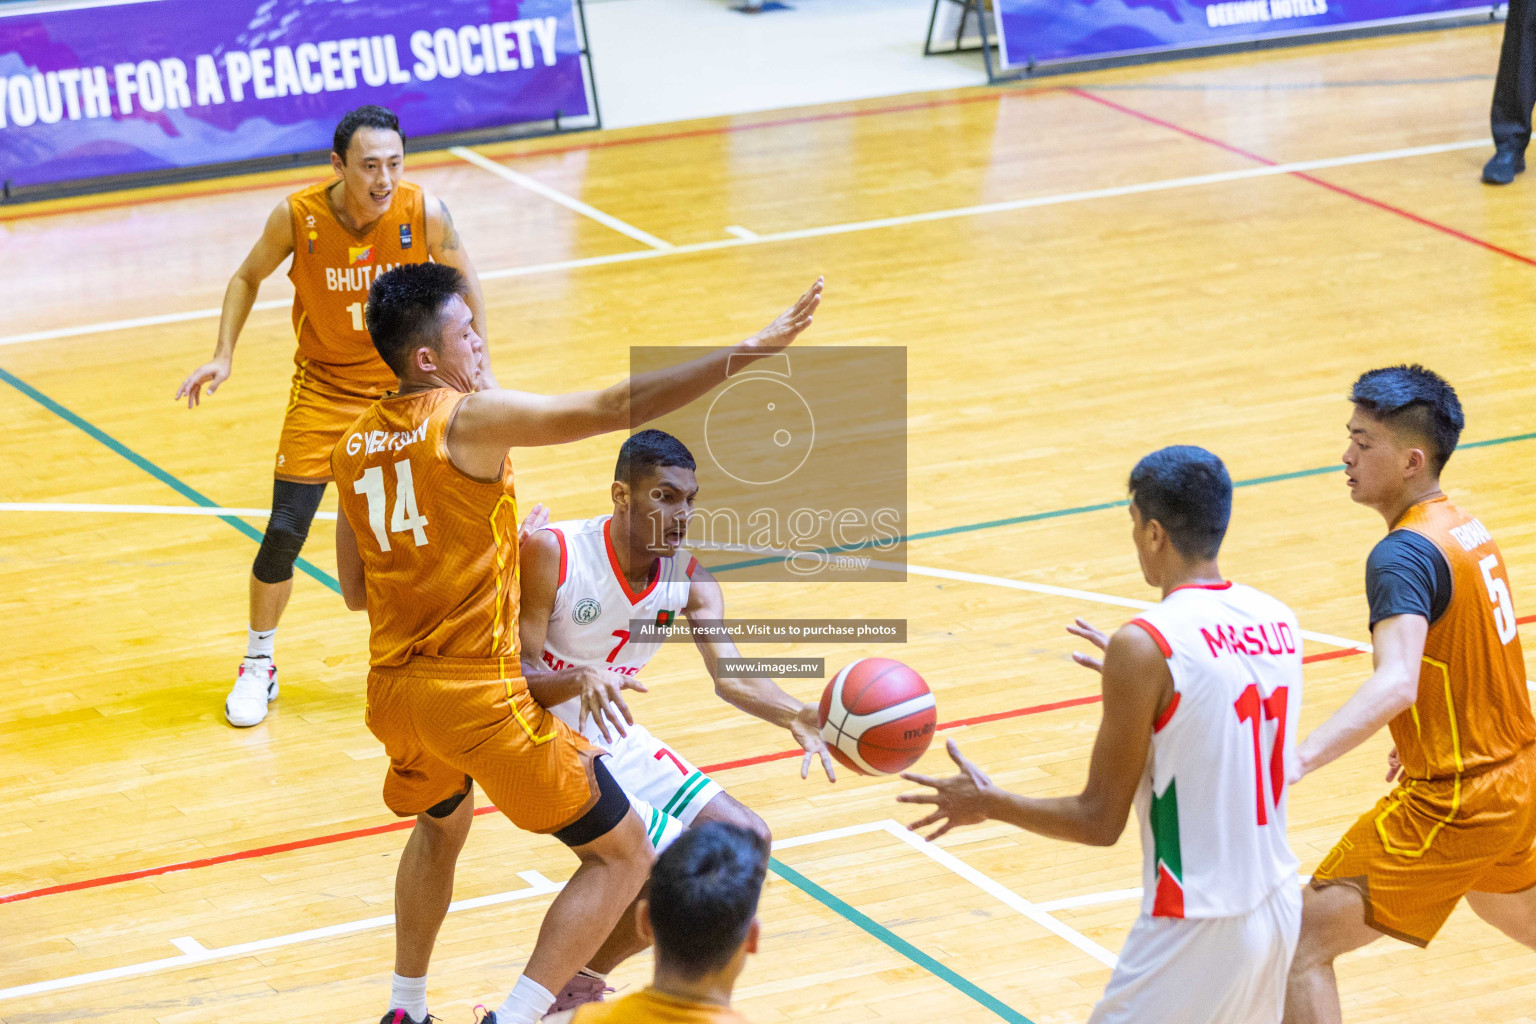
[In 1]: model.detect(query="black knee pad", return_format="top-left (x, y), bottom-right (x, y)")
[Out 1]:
top-left (252, 480), bottom-right (326, 584)
top-left (553, 757), bottom-right (632, 848)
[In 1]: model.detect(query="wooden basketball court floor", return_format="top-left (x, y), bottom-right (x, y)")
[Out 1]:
top-left (4, 21), bottom-right (1536, 1024)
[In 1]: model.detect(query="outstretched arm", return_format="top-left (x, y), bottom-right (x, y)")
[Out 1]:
top-left (517, 529), bottom-right (647, 742)
top-left (176, 200), bottom-right (295, 407)
top-left (1294, 613), bottom-right (1425, 780)
top-left (899, 622), bottom-right (1170, 845)
top-left (445, 278), bottom-right (823, 479)
top-left (425, 191), bottom-right (497, 388)
top-left (684, 565), bottom-right (835, 781)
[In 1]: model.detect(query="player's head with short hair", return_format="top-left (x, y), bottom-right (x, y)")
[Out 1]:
top-left (642, 822), bottom-right (769, 987)
top-left (333, 105), bottom-right (403, 162)
top-left (613, 430), bottom-right (698, 557)
top-left (366, 264), bottom-right (477, 385)
top-left (615, 429), bottom-right (697, 483)
top-left (1127, 446), bottom-right (1232, 572)
top-left (330, 106), bottom-right (405, 217)
top-left (1349, 365), bottom-right (1463, 475)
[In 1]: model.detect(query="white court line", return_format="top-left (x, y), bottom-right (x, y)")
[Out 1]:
top-left (0, 503), bottom-right (1373, 653)
top-left (892, 561), bottom-right (1373, 654)
top-left (0, 870), bottom-right (564, 1002)
top-left (725, 225), bottom-right (760, 241)
top-left (695, 539), bottom-right (1372, 654)
top-left (450, 146), bottom-right (675, 251)
top-left (0, 137), bottom-right (1488, 350)
top-left (879, 821), bottom-right (1119, 966)
top-left (0, 820), bottom-right (1112, 1003)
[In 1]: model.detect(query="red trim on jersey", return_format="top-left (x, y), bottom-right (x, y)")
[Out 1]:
top-left (604, 518), bottom-right (661, 605)
top-left (1153, 691), bottom-right (1182, 733)
top-left (686, 556), bottom-right (699, 578)
top-left (1152, 863), bottom-right (1186, 918)
top-left (550, 528), bottom-right (568, 588)
top-left (1128, 618), bottom-right (1173, 658)
top-left (1169, 580), bottom-right (1234, 593)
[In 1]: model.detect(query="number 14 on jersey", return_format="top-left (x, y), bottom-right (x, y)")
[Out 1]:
top-left (354, 458), bottom-right (429, 551)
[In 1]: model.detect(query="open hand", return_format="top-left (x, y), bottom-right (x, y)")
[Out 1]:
top-left (744, 277), bottom-right (823, 355)
top-left (1066, 618), bottom-right (1112, 674)
top-left (175, 357), bottom-right (232, 408)
top-left (897, 739), bottom-right (996, 841)
top-left (789, 703), bottom-right (836, 782)
top-left (578, 666), bottom-right (648, 744)
top-left (519, 502), bottom-right (550, 544)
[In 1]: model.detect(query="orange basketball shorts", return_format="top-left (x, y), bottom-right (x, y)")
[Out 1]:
top-left (275, 361), bottom-right (388, 484)
top-left (1312, 743), bottom-right (1536, 946)
top-left (365, 658), bottom-right (603, 835)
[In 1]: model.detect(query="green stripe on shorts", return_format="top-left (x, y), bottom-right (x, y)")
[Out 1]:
top-left (668, 772), bottom-right (712, 817)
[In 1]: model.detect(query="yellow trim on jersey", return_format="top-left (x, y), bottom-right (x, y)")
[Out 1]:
top-left (286, 358), bottom-right (309, 413)
top-left (1376, 656), bottom-right (1463, 858)
top-left (1425, 655), bottom-right (1465, 774)
top-left (487, 494), bottom-right (518, 655)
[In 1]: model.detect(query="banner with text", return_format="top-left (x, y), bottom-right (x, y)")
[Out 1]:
top-left (0, 0), bottom-right (591, 189)
top-left (995, 0), bottom-right (1493, 71)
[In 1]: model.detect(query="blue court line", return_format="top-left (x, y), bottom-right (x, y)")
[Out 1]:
top-left (0, 366), bottom-right (341, 593)
top-left (769, 856), bottom-right (1035, 1024)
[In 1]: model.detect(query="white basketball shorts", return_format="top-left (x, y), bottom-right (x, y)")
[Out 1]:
top-left (1088, 879), bottom-right (1301, 1024)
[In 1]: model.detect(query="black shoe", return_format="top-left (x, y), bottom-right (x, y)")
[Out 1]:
top-left (1483, 148), bottom-right (1525, 184)
top-left (378, 1012), bottom-right (432, 1024)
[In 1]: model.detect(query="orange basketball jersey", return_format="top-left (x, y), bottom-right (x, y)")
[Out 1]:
top-left (1389, 496), bottom-right (1534, 780)
top-left (288, 180), bottom-right (428, 392)
top-left (570, 989), bottom-right (752, 1024)
top-left (331, 388), bottom-right (521, 672)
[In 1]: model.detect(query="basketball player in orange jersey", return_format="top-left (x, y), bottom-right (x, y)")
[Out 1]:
top-left (1284, 365), bottom-right (1536, 1023)
top-left (174, 105), bottom-right (494, 728)
top-left (547, 822), bottom-right (768, 1024)
top-left (330, 262), bottom-right (822, 1024)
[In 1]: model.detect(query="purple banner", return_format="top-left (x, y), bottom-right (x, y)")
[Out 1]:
top-left (0, 0), bottom-right (592, 189)
top-left (996, 0), bottom-right (1494, 70)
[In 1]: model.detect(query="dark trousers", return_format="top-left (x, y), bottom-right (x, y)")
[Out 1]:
top-left (1493, 0), bottom-right (1536, 152)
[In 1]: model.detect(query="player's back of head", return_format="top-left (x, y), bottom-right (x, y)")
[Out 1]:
top-left (615, 429), bottom-right (696, 484)
top-left (648, 821), bottom-right (769, 978)
top-left (366, 263), bottom-right (466, 376)
top-left (1128, 445), bottom-right (1232, 560)
top-left (1350, 364), bottom-right (1463, 474)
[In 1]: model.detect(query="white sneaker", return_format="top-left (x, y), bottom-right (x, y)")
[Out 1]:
top-left (226, 657), bottom-right (278, 727)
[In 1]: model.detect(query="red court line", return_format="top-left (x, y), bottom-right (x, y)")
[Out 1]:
top-left (1066, 87), bottom-right (1536, 269)
top-left (0, 684), bottom-right (1108, 906)
top-left (0, 89), bottom-right (1017, 225)
top-left (0, 645), bottom-right (1368, 908)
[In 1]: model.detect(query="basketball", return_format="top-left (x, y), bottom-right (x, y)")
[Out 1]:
top-left (818, 658), bottom-right (937, 776)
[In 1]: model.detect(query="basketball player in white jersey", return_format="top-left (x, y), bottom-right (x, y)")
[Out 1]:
top-left (518, 428), bottom-right (836, 1014)
top-left (900, 446), bottom-right (1304, 1024)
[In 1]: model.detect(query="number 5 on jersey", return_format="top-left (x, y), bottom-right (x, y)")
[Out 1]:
top-left (353, 459), bottom-right (429, 551)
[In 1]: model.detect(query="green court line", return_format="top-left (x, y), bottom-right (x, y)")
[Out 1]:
top-left (0, 366), bottom-right (341, 593)
top-left (768, 856), bottom-right (1035, 1024)
top-left (5, 360), bottom-right (1536, 588)
top-left (710, 431), bottom-right (1536, 573)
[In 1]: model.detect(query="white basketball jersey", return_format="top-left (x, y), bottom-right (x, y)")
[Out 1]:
top-left (1128, 581), bottom-right (1302, 920)
top-left (538, 516), bottom-right (696, 739)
